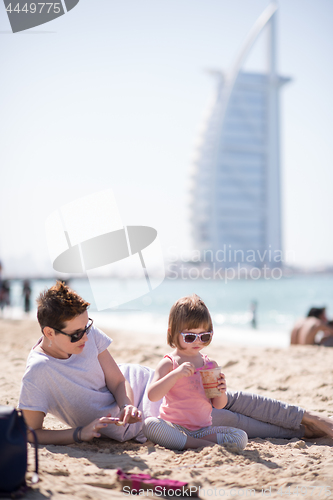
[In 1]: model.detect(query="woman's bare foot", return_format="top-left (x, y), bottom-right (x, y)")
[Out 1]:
top-left (301, 411), bottom-right (333, 438)
top-left (302, 424), bottom-right (325, 439)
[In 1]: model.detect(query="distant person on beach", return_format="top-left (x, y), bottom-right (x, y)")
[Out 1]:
top-left (19, 281), bottom-right (333, 446)
top-left (0, 279), bottom-right (10, 313)
top-left (323, 321), bottom-right (333, 346)
top-left (143, 295), bottom-right (248, 450)
top-left (250, 301), bottom-right (257, 329)
top-left (22, 279), bottom-right (32, 313)
top-left (0, 261), bottom-right (4, 315)
top-left (290, 307), bottom-right (333, 346)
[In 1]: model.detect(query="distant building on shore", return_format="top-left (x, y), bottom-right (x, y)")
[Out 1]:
top-left (189, 3), bottom-right (290, 267)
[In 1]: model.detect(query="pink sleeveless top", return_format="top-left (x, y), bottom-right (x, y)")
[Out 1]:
top-left (158, 353), bottom-right (213, 431)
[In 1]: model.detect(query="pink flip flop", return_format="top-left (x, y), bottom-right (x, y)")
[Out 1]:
top-left (116, 469), bottom-right (199, 496)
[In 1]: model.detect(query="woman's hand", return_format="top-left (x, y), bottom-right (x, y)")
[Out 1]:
top-left (80, 415), bottom-right (121, 441)
top-left (175, 362), bottom-right (195, 378)
top-left (217, 372), bottom-right (227, 393)
top-left (118, 405), bottom-right (142, 425)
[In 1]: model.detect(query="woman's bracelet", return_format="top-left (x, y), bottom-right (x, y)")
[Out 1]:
top-left (120, 404), bottom-right (130, 410)
top-left (73, 426), bottom-right (84, 443)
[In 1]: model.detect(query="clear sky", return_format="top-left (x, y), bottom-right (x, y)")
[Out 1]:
top-left (0, 0), bottom-right (332, 276)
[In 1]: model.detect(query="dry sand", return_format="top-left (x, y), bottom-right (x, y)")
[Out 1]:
top-left (0, 318), bottom-right (332, 499)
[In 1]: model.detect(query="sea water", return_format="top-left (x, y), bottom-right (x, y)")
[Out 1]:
top-left (4, 274), bottom-right (333, 348)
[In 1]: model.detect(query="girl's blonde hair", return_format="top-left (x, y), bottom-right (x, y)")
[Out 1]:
top-left (167, 294), bottom-right (213, 349)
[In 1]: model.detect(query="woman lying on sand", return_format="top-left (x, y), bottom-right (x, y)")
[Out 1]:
top-left (19, 281), bottom-right (333, 446)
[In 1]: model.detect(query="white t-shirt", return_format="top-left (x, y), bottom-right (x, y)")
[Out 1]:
top-left (18, 326), bottom-right (160, 442)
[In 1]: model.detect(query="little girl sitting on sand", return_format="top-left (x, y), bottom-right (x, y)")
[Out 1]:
top-left (143, 294), bottom-right (248, 451)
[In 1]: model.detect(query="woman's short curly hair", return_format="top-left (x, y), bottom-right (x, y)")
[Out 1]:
top-left (37, 281), bottom-right (90, 331)
top-left (167, 294), bottom-right (213, 350)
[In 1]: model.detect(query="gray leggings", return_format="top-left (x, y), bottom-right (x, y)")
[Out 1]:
top-left (143, 417), bottom-right (248, 450)
top-left (211, 390), bottom-right (305, 439)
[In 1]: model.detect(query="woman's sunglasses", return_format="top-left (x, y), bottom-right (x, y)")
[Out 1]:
top-left (180, 331), bottom-right (213, 343)
top-left (52, 318), bottom-right (94, 343)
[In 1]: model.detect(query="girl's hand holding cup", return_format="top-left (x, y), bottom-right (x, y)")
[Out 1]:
top-left (217, 372), bottom-right (227, 393)
top-left (175, 362), bottom-right (195, 378)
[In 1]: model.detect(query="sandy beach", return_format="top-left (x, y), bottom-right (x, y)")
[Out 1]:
top-left (0, 318), bottom-right (332, 499)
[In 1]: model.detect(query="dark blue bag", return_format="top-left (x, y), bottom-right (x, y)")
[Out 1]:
top-left (0, 406), bottom-right (38, 498)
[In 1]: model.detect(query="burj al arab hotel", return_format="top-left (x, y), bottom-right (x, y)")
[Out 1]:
top-left (189, 3), bottom-right (290, 266)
